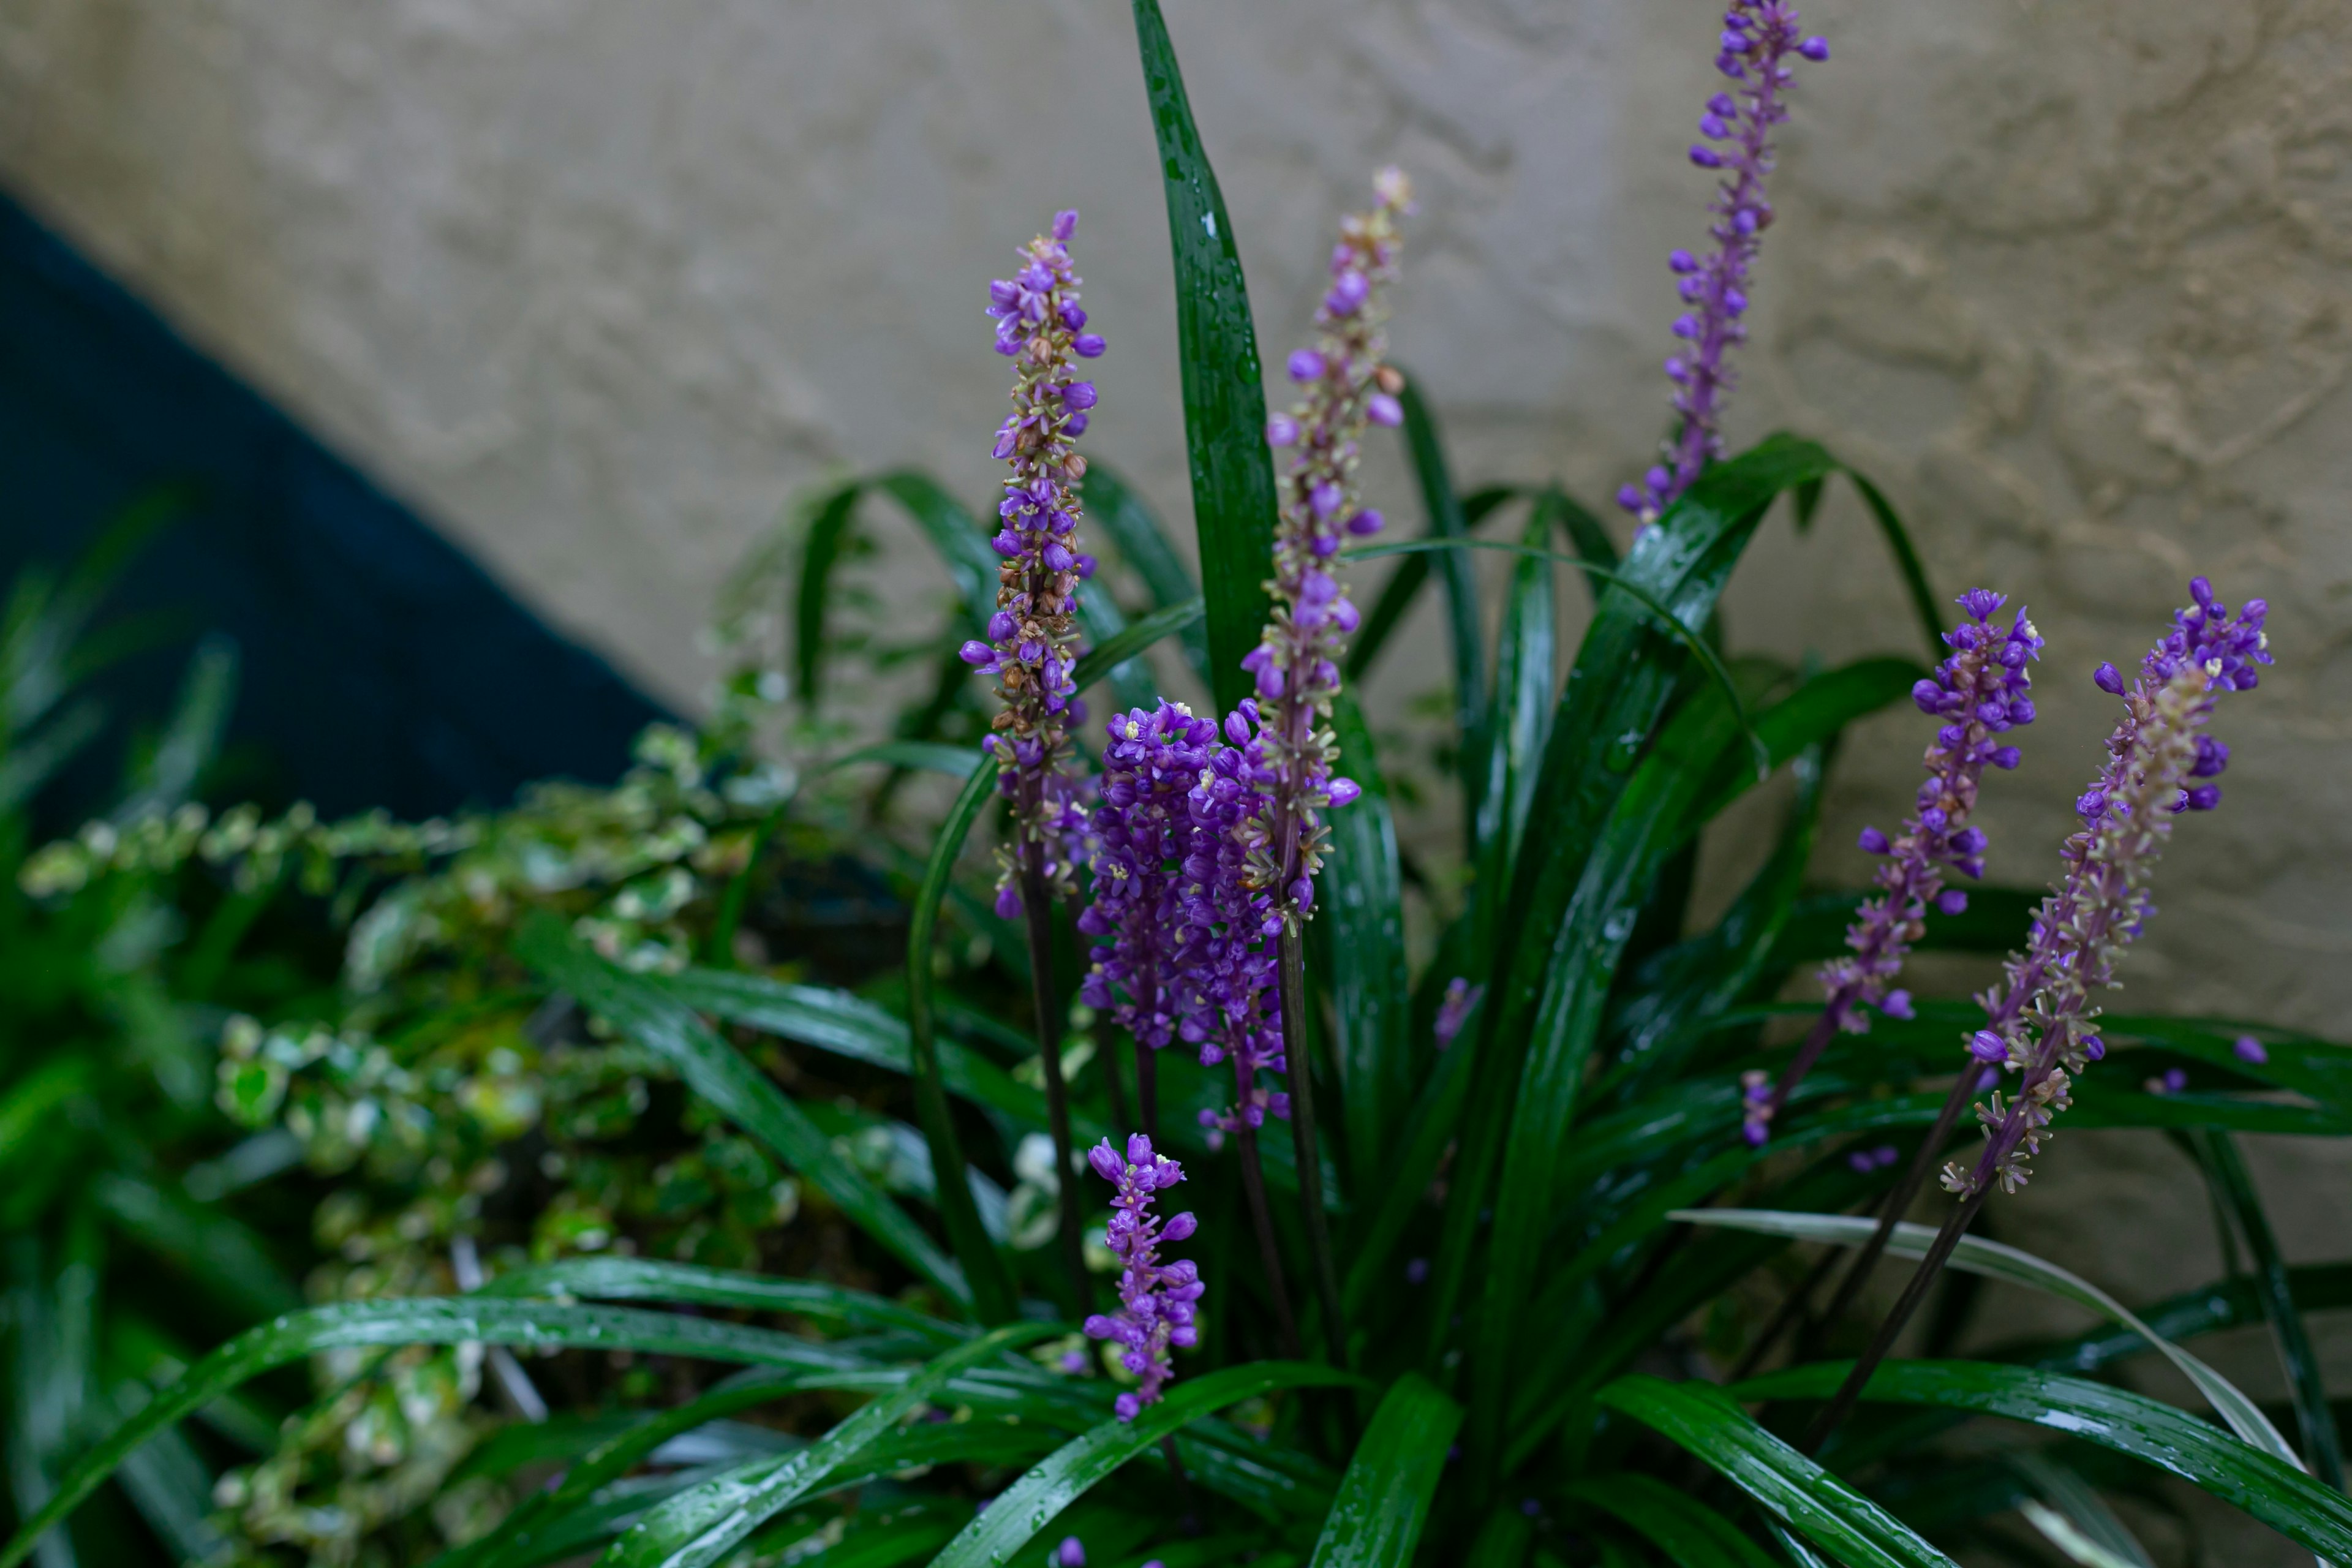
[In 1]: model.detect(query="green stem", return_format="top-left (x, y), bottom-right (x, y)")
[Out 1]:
top-left (1021, 853), bottom-right (1090, 1314)
top-left (1278, 925), bottom-right (1347, 1368)
top-left (1802, 1183), bottom-right (1988, 1454)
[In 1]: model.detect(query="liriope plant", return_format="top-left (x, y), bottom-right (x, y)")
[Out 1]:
top-left (10, 3), bottom-right (2352, 1567)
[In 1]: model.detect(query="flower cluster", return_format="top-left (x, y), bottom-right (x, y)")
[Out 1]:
top-left (1620, 1), bottom-right (1827, 523)
top-left (1079, 703), bottom-right (1218, 1055)
top-left (1242, 169), bottom-right (1410, 920)
top-left (1082, 1135), bottom-right (1204, 1420)
top-left (1180, 704), bottom-right (1289, 1139)
top-left (962, 209), bottom-right (1107, 913)
top-left (1945, 581), bottom-right (2270, 1196)
top-left (1743, 589), bottom-right (2040, 1144)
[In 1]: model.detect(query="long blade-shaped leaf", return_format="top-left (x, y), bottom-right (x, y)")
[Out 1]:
top-left (514, 917), bottom-right (971, 1310)
top-left (1597, 1376), bottom-right (1958, 1568)
top-left (1129, 0), bottom-right (1278, 714)
top-left (1345, 485), bottom-right (1521, 684)
top-left (1322, 693), bottom-right (1411, 1196)
top-left (2188, 1130), bottom-right (2346, 1488)
top-left (1673, 1209), bottom-right (2301, 1469)
top-left (474, 1257), bottom-right (959, 1341)
top-left (1072, 597), bottom-right (1205, 694)
top-left (1734, 1361), bottom-right (2352, 1563)
top-left (1470, 494), bottom-right (1561, 942)
top-left (927, 1362), bottom-right (1361, 1568)
top-left (1080, 464), bottom-right (1211, 680)
top-left (1305, 1373), bottom-right (1460, 1568)
top-left (1396, 373), bottom-right (1490, 845)
top-left (871, 470), bottom-right (1000, 635)
top-left (0, 1299), bottom-right (886, 1568)
top-left (902, 760), bottom-right (1022, 1321)
top-left (1566, 1474), bottom-right (1779, 1568)
top-left (601, 1324), bottom-right (1056, 1567)
top-left (793, 479), bottom-right (867, 709)
top-left (1834, 467), bottom-right (1942, 665)
top-left (1454, 652), bottom-right (1909, 1472)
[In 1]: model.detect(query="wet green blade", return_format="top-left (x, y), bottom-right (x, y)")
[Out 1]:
top-left (1130, 0), bottom-right (1278, 715)
top-left (1469, 495), bottom-right (1561, 946)
top-left (1075, 580), bottom-right (1162, 715)
top-left (474, 1257), bottom-right (959, 1341)
top-left (1346, 485), bottom-right (1521, 684)
top-left (0, 1299), bottom-right (879, 1568)
top-left (793, 478), bottom-right (867, 709)
top-left (600, 1324), bottom-right (1057, 1568)
top-left (1323, 692), bottom-right (1411, 1199)
top-left (2189, 1130), bottom-right (2346, 1488)
top-left (91, 1172), bottom-right (300, 1319)
top-left (901, 760), bottom-right (1022, 1321)
top-left (1735, 1361), bottom-right (2352, 1562)
top-left (1835, 466), bottom-right (1943, 665)
top-left (515, 916), bottom-right (971, 1311)
top-left (1396, 372), bottom-right (1489, 843)
top-left (872, 469), bottom-right (1000, 635)
top-left (1081, 463), bottom-right (1211, 680)
top-left (1073, 597), bottom-right (1205, 695)
top-left (1566, 1473), bottom-right (1779, 1568)
top-left (1675, 1209), bottom-right (2301, 1469)
top-left (1305, 1373), bottom-right (1461, 1568)
top-left (1597, 1376), bottom-right (1958, 1568)
top-left (927, 1362), bottom-right (1363, 1568)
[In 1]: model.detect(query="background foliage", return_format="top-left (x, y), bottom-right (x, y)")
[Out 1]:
top-left (2, 10), bottom-right (2347, 1568)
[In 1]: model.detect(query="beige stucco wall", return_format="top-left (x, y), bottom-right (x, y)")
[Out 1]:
top-left (4, 2), bottom-right (2349, 1556)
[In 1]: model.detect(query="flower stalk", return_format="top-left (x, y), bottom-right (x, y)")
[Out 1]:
top-left (1801, 580), bottom-right (2269, 1452)
top-left (967, 208), bottom-right (1108, 1308)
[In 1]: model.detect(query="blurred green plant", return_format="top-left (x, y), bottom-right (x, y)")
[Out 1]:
top-left (6, 7), bottom-right (2351, 1568)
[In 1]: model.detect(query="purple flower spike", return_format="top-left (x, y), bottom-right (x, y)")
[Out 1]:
top-left (1946, 581), bottom-right (2271, 1199)
top-left (978, 211), bottom-right (1105, 909)
top-left (1081, 1134), bottom-right (1204, 1420)
top-left (1241, 168), bottom-right (1414, 930)
top-left (1751, 591), bottom-right (2041, 1142)
top-left (2236, 1035), bottom-right (2269, 1065)
top-left (1079, 703), bottom-right (1219, 1060)
top-left (1620, 0), bottom-right (1825, 525)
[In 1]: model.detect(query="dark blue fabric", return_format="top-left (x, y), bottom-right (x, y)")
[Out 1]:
top-left (0, 189), bottom-right (666, 821)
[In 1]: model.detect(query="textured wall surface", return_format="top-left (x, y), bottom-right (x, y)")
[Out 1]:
top-left (5, 2), bottom-right (2350, 1551)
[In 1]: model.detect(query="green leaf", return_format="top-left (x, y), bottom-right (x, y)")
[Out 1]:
top-left (91, 1172), bottom-right (301, 1320)
top-left (1072, 597), bottom-right (1205, 695)
top-left (870, 470), bottom-right (1001, 635)
top-left (1074, 581), bottom-right (1162, 716)
top-left (1471, 494), bottom-right (1562, 940)
top-left (1673, 1209), bottom-right (2302, 1470)
top-left (1451, 652), bottom-right (1889, 1471)
top-left (600, 1324), bottom-right (1058, 1568)
top-left (1596, 1376), bottom-right (1959, 1568)
top-left (1129, 0), bottom-right (1279, 715)
top-left (1081, 464), bottom-right (1211, 680)
top-left (926, 1362), bottom-right (1363, 1568)
top-left (793, 479), bottom-right (868, 709)
top-left (2187, 1130), bottom-right (2346, 1488)
top-left (1305, 1374), bottom-right (1461, 1568)
top-left (1834, 467), bottom-right (1943, 665)
top-left (1565, 1474), bottom-right (1779, 1568)
top-left (657, 966), bottom-right (1082, 1144)
top-left (514, 916), bottom-right (973, 1311)
top-left (0, 1298), bottom-right (898, 1568)
top-left (1396, 372), bottom-right (1490, 843)
top-left (115, 632), bottom-right (237, 819)
top-left (902, 760), bottom-right (1023, 1321)
top-left (1345, 485), bottom-right (1521, 685)
top-left (1322, 693), bottom-right (1411, 1200)
top-left (819, 740), bottom-right (985, 780)
top-left (1734, 1361), bottom-right (2352, 1564)
top-left (474, 1257), bottom-right (960, 1341)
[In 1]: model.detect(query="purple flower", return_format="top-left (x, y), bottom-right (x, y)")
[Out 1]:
top-left (1241, 168), bottom-right (1414, 929)
top-left (1434, 977), bottom-right (1483, 1050)
top-left (1079, 704), bottom-right (1219, 1058)
top-left (978, 210), bottom-right (1106, 910)
top-left (1178, 703), bottom-right (1290, 1128)
top-left (1945, 582), bottom-right (2271, 1198)
top-left (1057, 1538), bottom-right (1086, 1568)
top-left (1081, 1134), bottom-right (1204, 1420)
top-left (2235, 1035), bottom-right (2269, 1065)
top-left (1748, 590), bottom-right (2040, 1143)
top-left (1620, 1), bottom-right (1825, 524)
